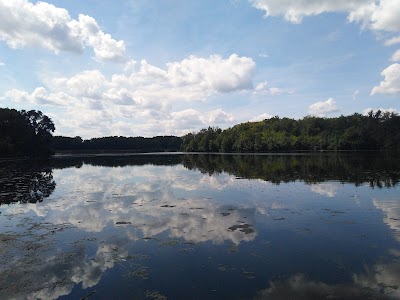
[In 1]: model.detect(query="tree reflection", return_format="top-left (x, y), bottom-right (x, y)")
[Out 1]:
top-left (0, 160), bottom-right (55, 205)
top-left (182, 153), bottom-right (400, 187)
top-left (1, 153), bottom-right (399, 206)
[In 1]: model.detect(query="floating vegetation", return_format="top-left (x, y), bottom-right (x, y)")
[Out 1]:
top-left (115, 221), bottom-right (131, 225)
top-left (242, 271), bottom-right (256, 279)
top-left (128, 267), bottom-right (149, 279)
top-left (273, 218), bottom-right (285, 221)
top-left (143, 237), bottom-right (160, 241)
top-left (228, 224), bottom-right (254, 234)
top-left (145, 290), bottom-right (167, 300)
top-left (179, 248), bottom-right (194, 253)
top-left (160, 205), bottom-right (176, 208)
top-left (182, 241), bottom-right (197, 245)
top-left (228, 244), bottom-right (239, 253)
top-left (80, 291), bottom-right (96, 300)
top-left (218, 266), bottom-right (226, 272)
top-left (160, 240), bottom-right (180, 246)
top-left (220, 212), bottom-right (230, 217)
top-left (125, 254), bottom-right (149, 260)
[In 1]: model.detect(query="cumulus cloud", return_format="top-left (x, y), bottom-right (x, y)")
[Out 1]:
top-left (254, 81), bottom-right (289, 95)
top-left (250, 0), bottom-right (400, 34)
top-left (2, 54), bottom-right (253, 137)
top-left (51, 70), bottom-right (108, 98)
top-left (308, 98), bottom-right (339, 117)
top-left (4, 87), bottom-right (77, 106)
top-left (250, 113), bottom-right (273, 122)
top-left (166, 54), bottom-right (255, 92)
top-left (250, 0), bottom-right (368, 24)
top-left (371, 63), bottom-right (400, 95)
top-left (167, 108), bottom-right (235, 135)
top-left (200, 108), bottom-right (235, 124)
top-left (0, 0), bottom-right (125, 61)
top-left (385, 36), bottom-right (400, 46)
top-left (391, 49), bottom-right (400, 62)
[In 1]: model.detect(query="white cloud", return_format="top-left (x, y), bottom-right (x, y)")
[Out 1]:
top-left (250, 0), bottom-right (400, 34)
top-left (166, 54), bottom-right (255, 92)
top-left (0, 61), bottom-right (4, 67)
top-left (391, 49), bottom-right (400, 62)
top-left (349, 0), bottom-right (400, 33)
top-left (371, 63), bottom-right (400, 95)
top-left (0, 0), bottom-right (125, 61)
top-left (255, 81), bottom-right (268, 91)
top-left (2, 53), bottom-right (253, 137)
top-left (199, 108), bottom-right (235, 124)
top-left (4, 87), bottom-right (77, 106)
top-left (254, 81), bottom-right (289, 95)
top-left (51, 70), bottom-right (108, 98)
top-left (250, 0), bottom-right (372, 24)
top-left (167, 108), bottom-right (235, 135)
top-left (308, 98), bottom-right (339, 116)
top-left (250, 113), bottom-right (272, 122)
top-left (385, 36), bottom-right (400, 46)
top-left (352, 89), bottom-right (360, 100)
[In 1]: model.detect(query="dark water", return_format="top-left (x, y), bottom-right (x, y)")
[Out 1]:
top-left (1, 153), bottom-right (400, 299)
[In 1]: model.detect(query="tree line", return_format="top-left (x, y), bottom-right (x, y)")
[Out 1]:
top-left (181, 111), bottom-right (400, 152)
top-left (0, 108), bottom-right (55, 157)
top-left (52, 135), bottom-right (182, 152)
top-left (2, 107), bottom-right (400, 158)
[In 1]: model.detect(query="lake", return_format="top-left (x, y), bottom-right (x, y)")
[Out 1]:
top-left (1, 153), bottom-right (400, 299)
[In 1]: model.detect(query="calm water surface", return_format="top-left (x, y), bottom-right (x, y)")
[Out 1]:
top-left (1, 153), bottom-right (400, 299)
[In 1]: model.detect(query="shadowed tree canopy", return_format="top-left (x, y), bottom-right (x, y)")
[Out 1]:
top-left (0, 108), bottom-right (55, 157)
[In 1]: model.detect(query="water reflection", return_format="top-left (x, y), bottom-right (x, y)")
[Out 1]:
top-left (255, 273), bottom-right (394, 300)
top-left (2, 153), bottom-right (398, 206)
top-left (1, 153), bottom-right (400, 299)
top-left (182, 153), bottom-right (400, 187)
top-left (374, 198), bottom-right (400, 241)
top-left (0, 216), bottom-right (135, 299)
top-left (0, 160), bottom-right (55, 204)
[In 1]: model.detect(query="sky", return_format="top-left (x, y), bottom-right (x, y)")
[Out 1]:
top-left (0, 0), bottom-right (399, 138)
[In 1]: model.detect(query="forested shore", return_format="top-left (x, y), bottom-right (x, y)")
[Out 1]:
top-left (181, 111), bottom-right (400, 152)
top-left (52, 135), bottom-right (182, 153)
top-left (0, 108), bottom-right (55, 157)
top-left (1, 107), bottom-right (400, 158)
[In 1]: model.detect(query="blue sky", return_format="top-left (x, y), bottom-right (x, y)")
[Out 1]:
top-left (0, 0), bottom-right (399, 138)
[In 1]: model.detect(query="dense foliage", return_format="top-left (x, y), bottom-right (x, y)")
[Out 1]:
top-left (182, 111), bottom-right (400, 152)
top-left (0, 108), bottom-right (55, 157)
top-left (53, 135), bottom-right (182, 152)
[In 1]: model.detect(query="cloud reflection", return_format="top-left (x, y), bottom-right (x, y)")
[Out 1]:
top-left (310, 183), bottom-right (338, 198)
top-left (5, 165), bottom-right (258, 245)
